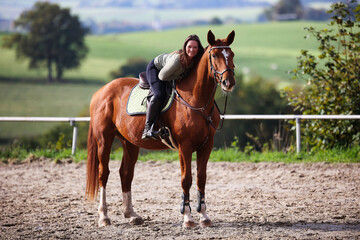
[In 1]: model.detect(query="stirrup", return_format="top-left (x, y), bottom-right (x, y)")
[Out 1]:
top-left (142, 127), bottom-right (160, 140)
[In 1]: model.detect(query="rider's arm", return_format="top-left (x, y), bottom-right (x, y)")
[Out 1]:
top-left (158, 54), bottom-right (184, 81)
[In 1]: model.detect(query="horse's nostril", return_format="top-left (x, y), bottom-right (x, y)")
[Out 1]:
top-left (222, 79), bottom-right (230, 88)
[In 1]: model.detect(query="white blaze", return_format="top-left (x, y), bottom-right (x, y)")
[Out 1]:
top-left (222, 49), bottom-right (230, 66)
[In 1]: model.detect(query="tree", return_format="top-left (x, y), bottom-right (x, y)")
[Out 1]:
top-left (209, 17), bottom-right (223, 25)
top-left (275, 0), bottom-right (303, 15)
top-left (286, 1), bottom-right (360, 150)
top-left (2, 2), bottom-right (89, 82)
top-left (110, 58), bottom-right (148, 79)
top-left (265, 0), bottom-right (303, 21)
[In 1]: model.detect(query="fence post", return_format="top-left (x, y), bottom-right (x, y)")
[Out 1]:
top-left (296, 118), bottom-right (301, 154)
top-left (70, 121), bottom-right (78, 155)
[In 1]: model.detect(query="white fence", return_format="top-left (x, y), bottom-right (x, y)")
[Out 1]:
top-left (1, 115), bottom-right (359, 154)
top-left (223, 115), bottom-right (360, 153)
top-left (0, 117), bottom-right (90, 155)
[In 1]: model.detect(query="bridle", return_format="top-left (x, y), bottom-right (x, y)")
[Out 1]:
top-left (172, 45), bottom-right (235, 133)
top-left (208, 46), bottom-right (235, 87)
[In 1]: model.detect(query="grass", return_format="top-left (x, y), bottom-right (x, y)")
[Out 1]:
top-left (0, 81), bottom-right (100, 138)
top-left (1, 22), bottom-right (322, 83)
top-left (73, 22), bottom-right (322, 84)
top-left (209, 147), bottom-right (360, 163)
top-left (0, 21), bottom-right (325, 139)
top-left (1, 146), bottom-right (359, 164)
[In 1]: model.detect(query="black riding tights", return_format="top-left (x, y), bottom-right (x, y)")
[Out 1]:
top-left (146, 59), bottom-right (167, 103)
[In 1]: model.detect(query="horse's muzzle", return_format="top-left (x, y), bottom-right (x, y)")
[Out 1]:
top-left (221, 78), bottom-right (235, 92)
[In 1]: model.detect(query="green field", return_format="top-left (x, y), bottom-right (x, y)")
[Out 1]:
top-left (1, 22), bottom-right (322, 83)
top-left (0, 22), bottom-right (324, 139)
top-left (0, 82), bottom-right (99, 138)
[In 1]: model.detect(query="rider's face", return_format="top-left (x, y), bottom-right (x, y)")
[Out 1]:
top-left (186, 40), bottom-right (199, 60)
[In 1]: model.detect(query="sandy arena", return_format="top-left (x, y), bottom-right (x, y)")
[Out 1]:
top-left (1, 158), bottom-right (359, 239)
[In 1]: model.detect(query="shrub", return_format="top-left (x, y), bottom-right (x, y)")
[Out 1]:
top-left (285, 1), bottom-right (360, 151)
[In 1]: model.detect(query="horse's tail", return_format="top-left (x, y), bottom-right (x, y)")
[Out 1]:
top-left (85, 122), bottom-right (99, 202)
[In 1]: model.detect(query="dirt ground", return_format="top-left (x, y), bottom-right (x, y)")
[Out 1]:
top-left (1, 158), bottom-right (359, 239)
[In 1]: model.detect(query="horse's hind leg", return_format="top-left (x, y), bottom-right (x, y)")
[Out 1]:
top-left (119, 140), bottom-right (144, 225)
top-left (97, 130), bottom-right (115, 227)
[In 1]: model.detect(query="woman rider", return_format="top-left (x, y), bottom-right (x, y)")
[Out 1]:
top-left (142, 34), bottom-right (205, 140)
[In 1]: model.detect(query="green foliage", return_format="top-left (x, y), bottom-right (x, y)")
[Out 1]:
top-left (215, 73), bottom-right (291, 150)
top-left (0, 147), bottom-right (87, 163)
top-left (39, 108), bottom-right (90, 150)
top-left (110, 57), bottom-right (148, 79)
top-left (2, 146), bottom-right (359, 164)
top-left (209, 146), bottom-right (360, 163)
top-left (2, 2), bottom-right (88, 82)
top-left (286, 1), bottom-right (360, 151)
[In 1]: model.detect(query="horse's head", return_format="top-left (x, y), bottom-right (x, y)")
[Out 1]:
top-left (207, 30), bottom-right (236, 93)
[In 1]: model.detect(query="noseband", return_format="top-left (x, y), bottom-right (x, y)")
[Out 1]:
top-left (208, 46), bottom-right (235, 85)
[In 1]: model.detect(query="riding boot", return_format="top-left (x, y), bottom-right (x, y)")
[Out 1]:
top-left (142, 96), bottom-right (163, 140)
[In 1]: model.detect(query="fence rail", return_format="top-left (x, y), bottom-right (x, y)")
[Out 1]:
top-left (0, 117), bottom-right (90, 155)
top-left (1, 115), bottom-right (359, 154)
top-left (224, 115), bottom-right (360, 154)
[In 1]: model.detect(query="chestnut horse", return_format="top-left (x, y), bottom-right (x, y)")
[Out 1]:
top-left (86, 30), bottom-right (236, 228)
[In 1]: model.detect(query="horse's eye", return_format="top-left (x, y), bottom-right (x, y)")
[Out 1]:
top-left (212, 54), bottom-right (216, 58)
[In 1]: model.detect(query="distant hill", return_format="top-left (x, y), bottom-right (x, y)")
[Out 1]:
top-left (0, 0), bottom-right (337, 33)
top-left (76, 0), bottom-right (336, 9)
top-left (77, 0), bottom-right (273, 8)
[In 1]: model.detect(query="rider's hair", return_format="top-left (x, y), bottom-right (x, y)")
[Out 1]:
top-left (175, 34), bottom-right (205, 69)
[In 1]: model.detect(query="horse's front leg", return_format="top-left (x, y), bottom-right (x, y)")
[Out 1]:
top-left (179, 147), bottom-right (196, 228)
top-left (195, 141), bottom-right (213, 227)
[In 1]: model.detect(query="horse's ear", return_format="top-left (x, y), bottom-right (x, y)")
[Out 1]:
top-left (207, 30), bottom-right (216, 45)
top-left (226, 30), bottom-right (235, 45)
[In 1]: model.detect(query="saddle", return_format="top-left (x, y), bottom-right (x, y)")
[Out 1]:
top-left (126, 72), bottom-right (174, 116)
top-left (126, 72), bottom-right (178, 151)
top-left (138, 72), bottom-right (150, 89)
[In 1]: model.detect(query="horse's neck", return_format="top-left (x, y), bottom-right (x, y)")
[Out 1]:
top-left (178, 56), bottom-right (216, 107)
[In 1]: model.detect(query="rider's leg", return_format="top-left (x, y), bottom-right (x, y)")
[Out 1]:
top-left (142, 60), bottom-right (165, 140)
top-left (142, 95), bottom-right (163, 139)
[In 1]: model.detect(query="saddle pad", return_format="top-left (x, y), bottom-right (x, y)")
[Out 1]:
top-left (126, 84), bottom-right (174, 116)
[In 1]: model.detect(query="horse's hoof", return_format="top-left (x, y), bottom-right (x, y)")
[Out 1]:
top-left (182, 220), bottom-right (196, 228)
top-left (98, 218), bottom-right (111, 227)
top-left (200, 219), bottom-right (212, 227)
top-left (130, 216), bottom-right (144, 225)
